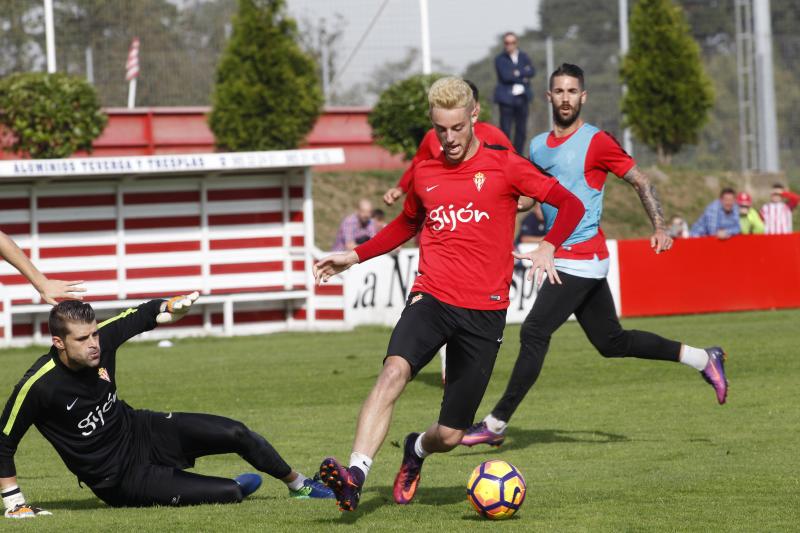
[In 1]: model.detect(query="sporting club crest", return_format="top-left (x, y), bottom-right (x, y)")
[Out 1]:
top-left (473, 172), bottom-right (486, 192)
top-left (98, 367), bottom-right (111, 383)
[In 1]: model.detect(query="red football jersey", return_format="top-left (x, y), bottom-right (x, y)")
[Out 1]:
top-left (543, 128), bottom-right (636, 260)
top-left (359, 144), bottom-right (558, 310)
top-left (396, 122), bottom-right (514, 192)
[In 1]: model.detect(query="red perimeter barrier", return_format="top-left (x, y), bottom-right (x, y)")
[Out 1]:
top-left (617, 233), bottom-right (800, 316)
top-left (1, 107), bottom-right (405, 172)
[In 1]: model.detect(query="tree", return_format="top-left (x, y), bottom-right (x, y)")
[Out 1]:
top-left (209, 0), bottom-right (322, 151)
top-left (368, 73), bottom-right (491, 160)
top-left (297, 13), bottom-right (346, 104)
top-left (0, 72), bottom-right (107, 159)
top-left (621, 0), bottom-right (714, 165)
top-left (0, 1), bottom-right (44, 76)
top-left (539, 0), bottom-right (618, 42)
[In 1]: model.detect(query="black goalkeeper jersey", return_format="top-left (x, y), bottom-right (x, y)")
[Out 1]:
top-left (0, 299), bottom-right (163, 488)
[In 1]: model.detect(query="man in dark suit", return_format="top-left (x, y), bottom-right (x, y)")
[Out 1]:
top-left (494, 32), bottom-right (535, 154)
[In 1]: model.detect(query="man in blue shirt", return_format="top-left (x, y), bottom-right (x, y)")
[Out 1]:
top-left (494, 32), bottom-right (535, 154)
top-left (690, 188), bottom-right (741, 239)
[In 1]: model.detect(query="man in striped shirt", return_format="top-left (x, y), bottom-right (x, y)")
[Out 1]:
top-left (760, 184), bottom-right (799, 235)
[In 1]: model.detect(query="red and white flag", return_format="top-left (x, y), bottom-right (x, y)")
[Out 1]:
top-left (125, 37), bottom-right (140, 81)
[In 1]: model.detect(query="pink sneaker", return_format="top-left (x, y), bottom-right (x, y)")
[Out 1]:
top-left (319, 457), bottom-right (363, 511)
top-left (393, 433), bottom-right (424, 504)
top-left (460, 421), bottom-right (506, 447)
top-left (700, 347), bottom-right (728, 405)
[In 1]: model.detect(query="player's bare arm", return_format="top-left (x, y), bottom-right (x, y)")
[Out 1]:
top-left (383, 187), bottom-right (403, 206)
top-left (517, 196), bottom-right (535, 212)
top-left (313, 251), bottom-right (360, 284)
top-left (0, 232), bottom-right (86, 304)
top-left (621, 165), bottom-right (673, 254)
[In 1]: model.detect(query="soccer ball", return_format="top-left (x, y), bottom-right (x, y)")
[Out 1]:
top-left (466, 460), bottom-right (526, 520)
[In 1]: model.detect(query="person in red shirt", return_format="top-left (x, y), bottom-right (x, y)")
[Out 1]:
top-left (313, 76), bottom-right (584, 512)
top-left (382, 81), bottom-right (517, 207)
top-left (462, 63), bottom-right (729, 450)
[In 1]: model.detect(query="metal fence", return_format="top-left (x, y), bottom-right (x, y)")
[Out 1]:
top-left (1, 0), bottom-right (798, 177)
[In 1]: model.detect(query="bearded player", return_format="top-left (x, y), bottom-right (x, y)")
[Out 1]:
top-left (313, 76), bottom-right (585, 512)
top-left (1, 295), bottom-right (332, 519)
top-left (462, 63), bottom-right (728, 449)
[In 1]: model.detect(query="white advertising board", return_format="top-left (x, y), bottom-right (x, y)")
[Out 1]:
top-left (343, 243), bottom-right (621, 327)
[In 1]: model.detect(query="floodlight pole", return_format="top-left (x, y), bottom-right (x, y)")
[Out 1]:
top-left (545, 36), bottom-right (554, 131)
top-left (44, 0), bottom-right (57, 73)
top-left (127, 79), bottom-right (137, 109)
top-left (753, 0), bottom-right (779, 172)
top-left (419, 0), bottom-right (432, 74)
top-left (619, 0), bottom-right (633, 156)
top-left (321, 36), bottom-right (330, 104)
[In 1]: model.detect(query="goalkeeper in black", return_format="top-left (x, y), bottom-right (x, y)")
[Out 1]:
top-left (0, 294), bottom-right (332, 518)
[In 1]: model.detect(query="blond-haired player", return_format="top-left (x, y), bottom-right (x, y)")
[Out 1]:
top-left (313, 76), bottom-right (585, 511)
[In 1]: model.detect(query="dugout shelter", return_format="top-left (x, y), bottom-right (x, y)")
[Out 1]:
top-left (0, 149), bottom-right (344, 346)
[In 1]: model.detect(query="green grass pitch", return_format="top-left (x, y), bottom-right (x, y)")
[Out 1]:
top-left (2, 309), bottom-right (798, 532)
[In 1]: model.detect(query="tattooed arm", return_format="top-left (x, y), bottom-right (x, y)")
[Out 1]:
top-left (621, 165), bottom-right (673, 254)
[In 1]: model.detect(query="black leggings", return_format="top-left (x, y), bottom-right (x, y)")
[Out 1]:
top-left (491, 272), bottom-right (681, 422)
top-left (94, 412), bottom-right (291, 507)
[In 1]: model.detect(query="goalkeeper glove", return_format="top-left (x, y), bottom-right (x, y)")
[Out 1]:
top-left (2, 485), bottom-right (51, 519)
top-left (157, 291), bottom-right (199, 324)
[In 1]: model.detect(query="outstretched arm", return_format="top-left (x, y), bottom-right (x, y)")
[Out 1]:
top-left (315, 194), bottom-right (424, 284)
top-left (621, 165), bottom-right (672, 254)
top-left (0, 232), bottom-right (85, 304)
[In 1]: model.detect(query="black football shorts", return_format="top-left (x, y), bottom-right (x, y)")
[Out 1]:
top-left (386, 292), bottom-right (506, 430)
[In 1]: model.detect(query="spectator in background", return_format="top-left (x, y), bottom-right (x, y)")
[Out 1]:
top-left (332, 198), bottom-right (377, 251)
top-left (737, 192), bottom-right (764, 235)
top-left (514, 202), bottom-right (547, 272)
top-left (494, 32), bottom-right (535, 154)
top-left (516, 202), bottom-right (547, 244)
top-left (760, 183), bottom-right (799, 234)
top-left (668, 216), bottom-right (689, 239)
top-left (372, 209), bottom-right (387, 231)
top-left (690, 187), bottom-right (740, 239)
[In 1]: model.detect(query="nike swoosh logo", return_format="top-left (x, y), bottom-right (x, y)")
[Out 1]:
top-left (542, 165), bottom-right (555, 173)
top-left (426, 185), bottom-right (439, 192)
top-left (166, 412), bottom-right (173, 419)
top-left (66, 398), bottom-right (78, 411)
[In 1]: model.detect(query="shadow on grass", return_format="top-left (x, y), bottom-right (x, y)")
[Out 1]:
top-left (313, 483), bottom-right (468, 524)
top-left (462, 511), bottom-right (524, 522)
top-left (38, 497), bottom-right (107, 511)
top-left (406, 484), bottom-right (466, 506)
top-left (311, 490), bottom-right (390, 525)
top-left (457, 427), bottom-right (628, 455)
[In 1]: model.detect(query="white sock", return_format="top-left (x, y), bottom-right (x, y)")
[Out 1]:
top-left (349, 452), bottom-right (373, 479)
top-left (2, 484), bottom-right (25, 509)
top-left (285, 473), bottom-right (307, 491)
top-left (484, 413), bottom-right (508, 434)
top-left (414, 433), bottom-right (430, 459)
top-left (680, 345), bottom-right (709, 371)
